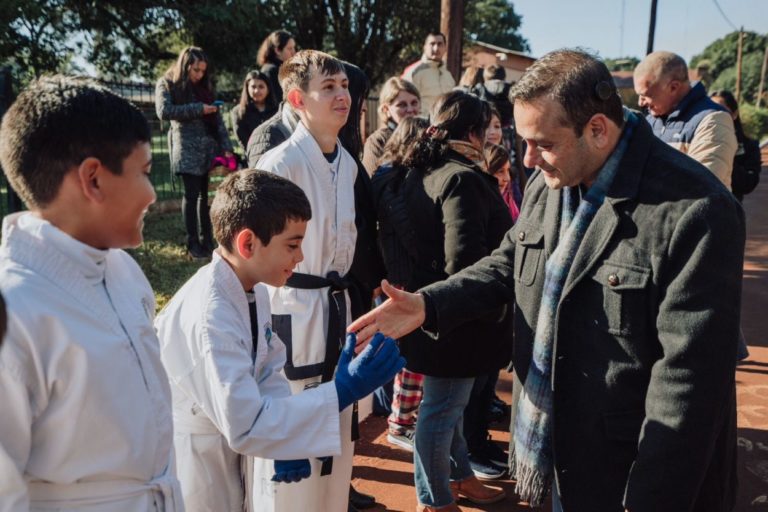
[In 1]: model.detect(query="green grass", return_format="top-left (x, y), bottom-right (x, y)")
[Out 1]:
top-left (128, 211), bottom-right (208, 310)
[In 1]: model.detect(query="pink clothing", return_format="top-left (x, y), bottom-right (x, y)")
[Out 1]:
top-left (501, 184), bottom-right (520, 222)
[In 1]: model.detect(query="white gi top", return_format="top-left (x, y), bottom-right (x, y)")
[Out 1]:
top-left (256, 121), bottom-right (358, 380)
top-left (155, 252), bottom-right (342, 512)
top-left (0, 213), bottom-right (181, 512)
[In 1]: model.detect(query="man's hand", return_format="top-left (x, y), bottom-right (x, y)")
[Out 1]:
top-left (271, 459), bottom-right (311, 483)
top-left (347, 280), bottom-right (426, 347)
top-left (334, 332), bottom-right (405, 411)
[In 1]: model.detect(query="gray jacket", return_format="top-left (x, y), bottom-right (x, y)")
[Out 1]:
top-left (155, 78), bottom-right (232, 176)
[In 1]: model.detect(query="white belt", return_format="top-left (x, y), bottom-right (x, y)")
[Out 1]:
top-left (28, 471), bottom-right (180, 511)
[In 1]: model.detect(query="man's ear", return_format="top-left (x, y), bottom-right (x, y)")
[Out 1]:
top-left (77, 157), bottom-right (106, 203)
top-left (586, 114), bottom-right (611, 149)
top-left (286, 88), bottom-right (305, 111)
top-left (234, 228), bottom-right (262, 258)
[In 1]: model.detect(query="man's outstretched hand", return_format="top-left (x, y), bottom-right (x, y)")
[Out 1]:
top-left (346, 280), bottom-right (427, 347)
top-left (334, 331), bottom-right (405, 411)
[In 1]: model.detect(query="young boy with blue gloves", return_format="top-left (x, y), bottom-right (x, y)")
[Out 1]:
top-left (156, 169), bottom-right (404, 511)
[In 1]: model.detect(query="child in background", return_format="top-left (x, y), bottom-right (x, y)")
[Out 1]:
top-left (231, 70), bottom-right (278, 150)
top-left (0, 75), bottom-right (182, 511)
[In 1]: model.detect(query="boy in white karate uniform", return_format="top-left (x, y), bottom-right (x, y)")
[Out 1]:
top-left (156, 169), bottom-right (404, 512)
top-left (0, 76), bottom-right (182, 511)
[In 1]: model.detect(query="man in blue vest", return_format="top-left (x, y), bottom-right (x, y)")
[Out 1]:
top-left (634, 51), bottom-right (737, 190)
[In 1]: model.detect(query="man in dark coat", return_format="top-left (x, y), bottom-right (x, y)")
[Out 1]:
top-left (349, 49), bottom-right (744, 512)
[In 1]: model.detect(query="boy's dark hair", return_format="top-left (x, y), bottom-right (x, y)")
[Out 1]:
top-left (278, 50), bottom-right (345, 95)
top-left (425, 32), bottom-right (446, 44)
top-left (511, 48), bottom-right (624, 136)
top-left (211, 169), bottom-right (312, 251)
top-left (483, 65), bottom-right (505, 82)
top-left (0, 75), bottom-right (151, 209)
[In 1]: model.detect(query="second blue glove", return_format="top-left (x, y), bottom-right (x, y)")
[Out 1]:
top-left (272, 459), bottom-right (311, 483)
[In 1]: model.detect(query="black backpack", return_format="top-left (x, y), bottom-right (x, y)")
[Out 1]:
top-left (371, 164), bottom-right (418, 287)
top-left (731, 136), bottom-right (762, 196)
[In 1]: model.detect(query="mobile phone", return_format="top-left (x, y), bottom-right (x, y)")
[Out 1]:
top-left (212, 100), bottom-right (224, 107)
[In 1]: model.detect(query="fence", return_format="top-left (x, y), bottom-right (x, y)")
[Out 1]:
top-left (0, 75), bottom-right (382, 217)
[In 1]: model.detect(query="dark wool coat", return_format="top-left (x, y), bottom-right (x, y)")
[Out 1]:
top-left (422, 119), bottom-right (744, 512)
top-left (155, 78), bottom-right (233, 176)
top-left (399, 151), bottom-right (514, 377)
top-left (230, 103), bottom-right (277, 150)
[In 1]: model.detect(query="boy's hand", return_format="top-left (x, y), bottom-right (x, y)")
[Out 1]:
top-left (272, 459), bottom-right (311, 483)
top-left (203, 104), bottom-right (218, 114)
top-left (334, 332), bottom-right (405, 411)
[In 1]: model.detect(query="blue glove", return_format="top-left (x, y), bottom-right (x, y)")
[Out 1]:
top-left (271, 459), bottom-right (311, 483)
top-left (335, 332), bottom-right (406, 411)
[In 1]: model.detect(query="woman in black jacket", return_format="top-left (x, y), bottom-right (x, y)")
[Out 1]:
top-left (256, 30), bottom-right (296, 104)
top-left (230, 70), bottom-right (277, 150)
top-left (397, 90), bottom-right (513, 511)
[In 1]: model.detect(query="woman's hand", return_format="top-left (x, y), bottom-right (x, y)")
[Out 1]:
top-left (224, 151), bottom-right (234, 159)
top-left (347, 280), bottom-right (426, 351)
top-left (203, 104), bottom-right (218, 114)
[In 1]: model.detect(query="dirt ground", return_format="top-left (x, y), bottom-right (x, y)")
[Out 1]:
top-left (351, 172), bottom-right (768, 511)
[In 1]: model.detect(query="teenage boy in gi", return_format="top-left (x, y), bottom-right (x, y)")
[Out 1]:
top-left (0, 76), bottom-right (183, 511)
top-left (255, 50), bottom-right (364, 511)
top-left (155, 169), bottom-right (403, 511)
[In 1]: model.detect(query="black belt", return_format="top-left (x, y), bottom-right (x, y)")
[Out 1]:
top-left (286, 271), bottom-right (359, 476)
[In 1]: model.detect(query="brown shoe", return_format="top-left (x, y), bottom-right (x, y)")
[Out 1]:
top-left (449, 475), bottom-right (506, 505)
top-left (416, 503), bottom-right (462, 512)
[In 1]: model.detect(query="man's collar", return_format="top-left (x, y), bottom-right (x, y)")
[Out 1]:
top-left (666, 81), bottom-right (705, 120)
top-left (421, 55), bottom-right (443, 68)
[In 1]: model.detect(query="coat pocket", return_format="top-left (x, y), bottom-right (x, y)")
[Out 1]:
top-left (590, 261), bottom-right (650, 336)
top-left (513, 228), bottom-right (544, 286)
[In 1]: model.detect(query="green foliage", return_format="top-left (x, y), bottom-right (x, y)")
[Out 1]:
top-left (740, 103), bottom-right (768, 142)
top-left (691, 31), bottom-right (768, 103)
top-left (465, 0), bottom-right (529, 52)
top-left (128, 211), bottom-right (208, 311)
top-left (2, 1), bottom-right (530, 91)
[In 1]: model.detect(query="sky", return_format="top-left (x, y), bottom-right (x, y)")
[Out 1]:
top-left (510, 0), bottom-right (768, 63)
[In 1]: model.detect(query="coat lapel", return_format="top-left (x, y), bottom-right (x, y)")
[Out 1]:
top-left (560, 115), bottom-right (653, 298)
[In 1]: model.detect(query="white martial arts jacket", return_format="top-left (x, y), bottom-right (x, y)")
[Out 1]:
top-left (0, 213), bottom-right (182, 512)
top-left (256, 121), bottom-right (358, 381)
top-left (155, 253), bottom-right (342, 512)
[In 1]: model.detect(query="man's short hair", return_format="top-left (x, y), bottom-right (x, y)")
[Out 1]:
top-left (483, 65), bottom-right (505, 82)
top-left (634, 51), bottom-right (689, 83)
top-left (510, 48), bottom-right (624, 135)
top-left (0, 75), bottom-right (150, 209)
top-left (211, 169), bottom-right (312, 251)
top-left (278, 50), bottom-right (345, 95)
top-left (425, 32), bottom-right (446, 44)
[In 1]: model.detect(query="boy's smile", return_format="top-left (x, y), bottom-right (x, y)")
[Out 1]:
top-left (249, 219), bottom-right (307, 288)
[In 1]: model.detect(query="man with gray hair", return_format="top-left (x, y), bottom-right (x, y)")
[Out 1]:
top-left (634, 51), bottom-right (737, 189)
top-left (349, 48), bottom-right (743, 512)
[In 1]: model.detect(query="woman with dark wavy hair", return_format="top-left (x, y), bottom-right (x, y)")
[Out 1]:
top-left (230, 70), bottom-right (277, 149)
top-left (398, 90), bottom-right (513, 511)
top-left (257, 30), bottom-right (296, 104)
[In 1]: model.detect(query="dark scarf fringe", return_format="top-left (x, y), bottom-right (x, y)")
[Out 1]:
top-left (514, 463), bottom-right (551, 508)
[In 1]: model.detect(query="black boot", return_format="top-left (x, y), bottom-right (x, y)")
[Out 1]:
top-left (187, 240), bottom-right (208, 260)
top-left (198, 189), bottom-right (214, 256)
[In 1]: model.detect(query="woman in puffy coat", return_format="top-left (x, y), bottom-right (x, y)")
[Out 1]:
top-left (155, 46), bottom-right (233, 259)
top-left (398, 90), bottom-right (513, 511)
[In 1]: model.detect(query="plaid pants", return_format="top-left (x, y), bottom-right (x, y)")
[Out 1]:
top-left (388, 368), bottom-right (424, 433)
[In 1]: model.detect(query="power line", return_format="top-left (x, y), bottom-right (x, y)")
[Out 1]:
top-left (711, 0), bottom-right (738, 32)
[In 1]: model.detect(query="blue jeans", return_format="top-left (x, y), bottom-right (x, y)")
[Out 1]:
top-left (414, 376), bottom-right (475, 507)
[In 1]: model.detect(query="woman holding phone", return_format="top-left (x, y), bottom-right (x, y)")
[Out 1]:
top-left (156, 46), bottom-right (233, 259)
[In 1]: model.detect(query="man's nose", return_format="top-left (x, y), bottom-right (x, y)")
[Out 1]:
top-left (523, 145), bottom-right (541, 168)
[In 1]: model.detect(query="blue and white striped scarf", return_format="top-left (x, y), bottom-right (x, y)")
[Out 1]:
top-left (513, 110), bottom-right (639, 506)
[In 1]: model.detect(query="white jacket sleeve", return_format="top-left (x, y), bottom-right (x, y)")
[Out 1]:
top-left (0, 316), bottom-right (36, 511)
top-left (174, 296), bottom-right (341, 460)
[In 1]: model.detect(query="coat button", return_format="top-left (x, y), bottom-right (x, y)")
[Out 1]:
top-left (607, 273), bottom-right (620, 286)
top-left (518, 231), bottom-right (526, 241)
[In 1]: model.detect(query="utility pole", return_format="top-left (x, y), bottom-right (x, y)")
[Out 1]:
top-left (757, 46), bottom-right (768, 109)
top-left (440, 0), bottom-right (464, 83)
top-left (646, 0), bottom-right (658, 55)
top-left (736, 29), bottom-right (744, 102)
